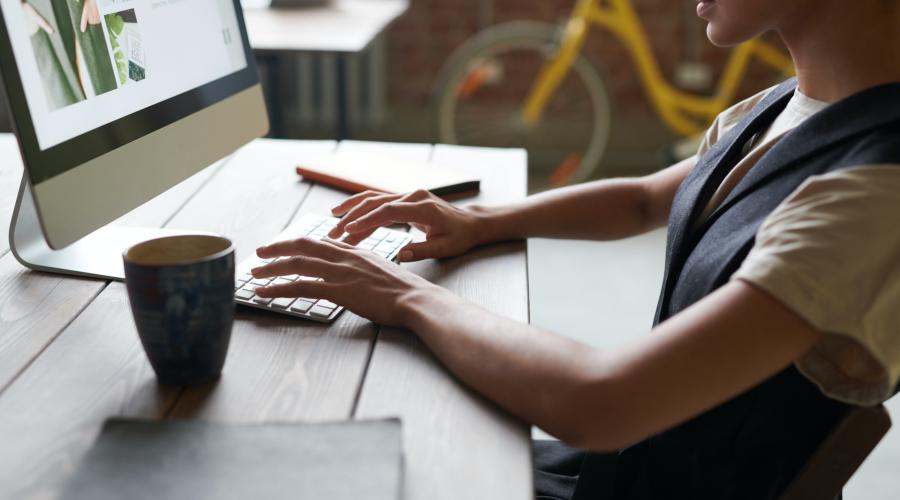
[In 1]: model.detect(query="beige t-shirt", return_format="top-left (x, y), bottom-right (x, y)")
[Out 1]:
top-left (695, 86), bottom-right (900, 406)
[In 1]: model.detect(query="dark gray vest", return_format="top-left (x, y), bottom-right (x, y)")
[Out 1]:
top-left (574, 79), bottom-right (900, 500)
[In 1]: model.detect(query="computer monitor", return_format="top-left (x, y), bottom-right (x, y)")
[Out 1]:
top-left (0, 0), bottom-right (268, 279)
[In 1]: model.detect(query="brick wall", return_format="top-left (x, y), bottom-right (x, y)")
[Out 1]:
top-left (383, 0), bottom-right (785, 121)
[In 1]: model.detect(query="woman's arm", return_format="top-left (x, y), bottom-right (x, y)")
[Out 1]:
top-left (327, 156), bottom-right (696, 261)
top-left (399, 279), bottom-right (820, 451)
top-left (254, 237), bottom-right (820, 452)
top-left (471, 155), bottom-right (696, 241)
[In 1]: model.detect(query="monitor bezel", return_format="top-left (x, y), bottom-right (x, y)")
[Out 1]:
top-left (0, 0), bottom-right (260, 186)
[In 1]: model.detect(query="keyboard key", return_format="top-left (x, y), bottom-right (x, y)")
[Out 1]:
top-left (317, 299), bottom-right (338, 309)
top-left (374, 241), bottom-right (398, 253)
top-left (234, 214), bottom-right (402, 322)
top-left (271, 297), bottom-right (295, 309)
top-left (309, 305), bottom-right (334, 317)
top-left (289, 300), bottom-right (315, 313)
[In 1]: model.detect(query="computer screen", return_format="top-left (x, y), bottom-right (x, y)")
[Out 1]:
top-left (0, 0), bottom-right (257, 184)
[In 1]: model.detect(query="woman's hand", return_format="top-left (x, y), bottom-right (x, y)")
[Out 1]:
top-left (252, 236), bottom-right (447, 327)
top-left (327, 189), bottom-right (490, 262)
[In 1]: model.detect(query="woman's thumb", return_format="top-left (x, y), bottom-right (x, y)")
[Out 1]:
top-left (398, 239), bottom-right (448, 262)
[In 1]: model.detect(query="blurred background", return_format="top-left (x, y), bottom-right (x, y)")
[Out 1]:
top-left (0, 1), bottom-right (895, 497)
top-left (0, 0), bottom-right (787, 181)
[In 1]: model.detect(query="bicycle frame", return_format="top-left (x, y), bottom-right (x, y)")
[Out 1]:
top-left (521, 0), bottom-right (795, 136)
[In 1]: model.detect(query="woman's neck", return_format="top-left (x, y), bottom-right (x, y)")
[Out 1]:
top-left (778, 1), bottom-right (900, 102)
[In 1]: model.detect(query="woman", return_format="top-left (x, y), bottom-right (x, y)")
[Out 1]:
top-left (253, 0), bottom-right (900, 497)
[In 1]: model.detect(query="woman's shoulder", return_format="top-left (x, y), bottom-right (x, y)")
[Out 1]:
top-left (734, 164), bottom-right (900, 405)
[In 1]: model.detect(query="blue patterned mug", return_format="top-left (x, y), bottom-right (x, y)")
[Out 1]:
top-left (123, 235), bottom-right (235, 386)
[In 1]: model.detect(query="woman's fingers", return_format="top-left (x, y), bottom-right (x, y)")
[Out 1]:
top-left (329, 189), bottom-right (435, 239)
top-left (328, 193), bottom-right (400, 238)
top-left (341, 227), bottom-right (381, 246)
top-left (397, 239), bottom-right (451, 262)
top-left (321, 238), bottom-right (357, 251)
top-left (346, 201), bottom-right (436, 235)
top-left (330, 190), bottom-right (389, 217)
top-left (250, 255), bottom-right (336, 280)
top-left (255, 278), bottom-right (331, 299)
top-left (257, 235), bottom-right (344, 260)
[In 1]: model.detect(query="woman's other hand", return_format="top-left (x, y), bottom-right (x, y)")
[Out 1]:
top-left (327, 189), bottom-right (491, 262)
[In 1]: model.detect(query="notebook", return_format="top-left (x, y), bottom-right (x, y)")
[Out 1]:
top-left (60, 418), bottom-right (403, 500)
top-left (296, 150), bottom-right (481, 199)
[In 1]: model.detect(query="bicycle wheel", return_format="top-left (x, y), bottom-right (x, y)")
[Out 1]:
top-left (435, 22), bottom-right (612, 192)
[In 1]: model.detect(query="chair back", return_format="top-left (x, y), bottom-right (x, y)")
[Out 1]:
top-left (778, 404), bottom-right (892, 500)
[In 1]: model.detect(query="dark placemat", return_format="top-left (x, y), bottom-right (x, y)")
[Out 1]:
top-left (61, 418), bottom-right (403, 500)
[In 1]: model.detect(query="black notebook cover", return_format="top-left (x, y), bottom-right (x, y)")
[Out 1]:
top-left (61, 418), bottom-right (403, 500)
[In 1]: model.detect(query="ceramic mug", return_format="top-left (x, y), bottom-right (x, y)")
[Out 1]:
top-left (123, 235), bottom-right (235, 385)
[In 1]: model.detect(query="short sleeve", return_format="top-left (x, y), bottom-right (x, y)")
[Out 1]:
top-left (732, 166), bottom-right (900, 406)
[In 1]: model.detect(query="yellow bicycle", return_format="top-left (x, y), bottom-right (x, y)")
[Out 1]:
top-left (434, 0), bottom-right (795, 191)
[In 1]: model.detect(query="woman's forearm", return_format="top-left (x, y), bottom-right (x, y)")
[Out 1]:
top-left (397, 279), bottom-right (822, 453)
top-left (469, 178), bottom-right (654, 241)
top-left (468, 156), bottom-right (696, 243)
top-left (399, 285), bottom-right (612, 445)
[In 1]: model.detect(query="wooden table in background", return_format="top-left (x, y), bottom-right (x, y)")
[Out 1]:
top-left (241, 0), bottom-right (408, 138)
top-left (0, 135), bottom-right (532, 500)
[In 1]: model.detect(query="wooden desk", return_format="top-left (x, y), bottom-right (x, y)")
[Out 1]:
top-left (0, 136), bottom-right (532, 499)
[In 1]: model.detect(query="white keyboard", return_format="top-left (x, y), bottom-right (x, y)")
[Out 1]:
top-left (234, 213), bottom-right (413, 323)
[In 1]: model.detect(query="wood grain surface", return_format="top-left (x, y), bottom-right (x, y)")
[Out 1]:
top-left (0, 135), bottom-right (532, 500)
top-left (168, 139), bottom-right (385, 422)
top-left (355, 144), bottom-right (533, 500)
top-left (0, 282), bottom-right (180, 500)
top-left (0, 140), bottom-right (231, 498)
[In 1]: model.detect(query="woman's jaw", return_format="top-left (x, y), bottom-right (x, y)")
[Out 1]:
top-left (696, 0), bottom-right (788, 47)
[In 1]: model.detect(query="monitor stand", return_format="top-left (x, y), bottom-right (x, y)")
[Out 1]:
top-left (9, 175), bottom-right (200, 281)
